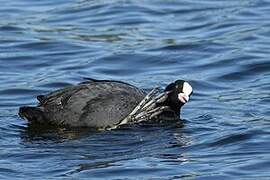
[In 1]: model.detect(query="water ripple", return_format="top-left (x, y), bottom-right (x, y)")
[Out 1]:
top-left (0, 0), bottom-right (270, 179)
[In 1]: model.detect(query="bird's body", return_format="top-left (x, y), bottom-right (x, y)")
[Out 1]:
top-left (19, 79), bottom-right (145, 128)
top-left (19, 79), bottom-right (193, 129)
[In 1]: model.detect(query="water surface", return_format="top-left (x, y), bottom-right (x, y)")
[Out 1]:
top-left (0, 0), bottom-right (270, 179)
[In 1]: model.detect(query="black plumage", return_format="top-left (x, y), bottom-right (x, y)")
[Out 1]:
top-left (19, 79), bottom-right (193, 129)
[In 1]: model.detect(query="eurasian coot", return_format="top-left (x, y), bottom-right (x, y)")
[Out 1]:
top-left (19, 79), bottom-right (193, 129)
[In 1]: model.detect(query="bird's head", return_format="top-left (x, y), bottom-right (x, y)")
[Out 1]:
top-left (164, 80), bottom-right (193, 115)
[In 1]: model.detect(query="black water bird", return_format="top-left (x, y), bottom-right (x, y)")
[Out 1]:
top-left (19, 79), bottom-right (193, 130)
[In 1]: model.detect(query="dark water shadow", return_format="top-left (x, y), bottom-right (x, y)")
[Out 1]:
top-left (20, 123), bottom-right (100, 144)
top-left (19, 119), bottom-right (185, 144)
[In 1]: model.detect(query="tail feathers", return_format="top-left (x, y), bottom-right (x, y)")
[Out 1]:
top-left (19, 106), bottom-right (46, 124)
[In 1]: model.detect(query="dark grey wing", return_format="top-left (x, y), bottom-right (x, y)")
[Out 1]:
top-left (37, 81), bottom-right (145, 128)
top-left (36, 85), bottom-right (78, 105)
top-left (65, 82), bottom-right (145, 128)
top-left (33, 84), bottom-right (89, 125)
top-left (78, 92), bottom-right (143, 128)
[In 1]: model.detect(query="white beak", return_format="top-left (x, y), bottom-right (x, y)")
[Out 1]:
top-left (178, 82), bottom-right (192, 104)
top-left (178, 93), bottom-right (189, 104)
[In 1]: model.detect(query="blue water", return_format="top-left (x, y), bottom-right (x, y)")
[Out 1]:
top-left (1, 0), bottom-right (270, 179)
